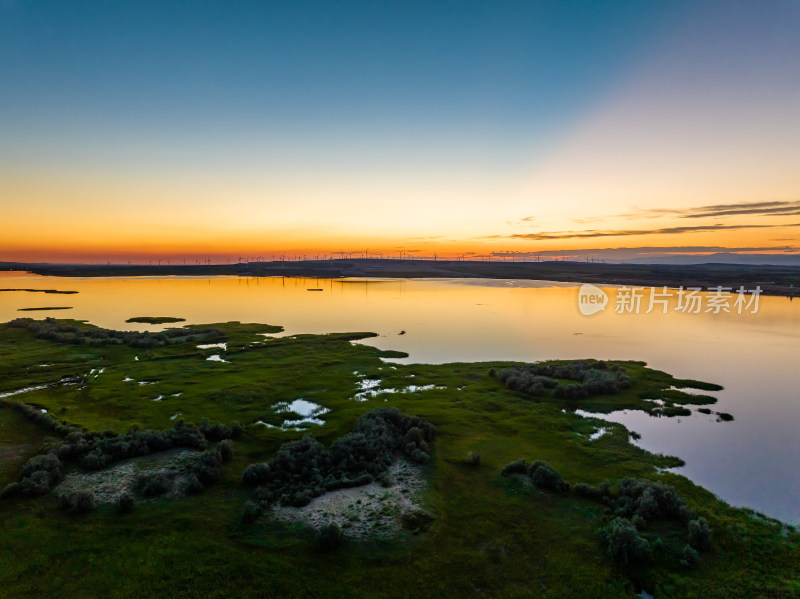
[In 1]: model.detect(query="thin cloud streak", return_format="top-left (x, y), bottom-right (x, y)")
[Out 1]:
top-left (493, 223), bottom-right (799, 241)
top-left (616, 200), bottom-right (800, 220)
top-left (490, 245), bottom-right (799, 258)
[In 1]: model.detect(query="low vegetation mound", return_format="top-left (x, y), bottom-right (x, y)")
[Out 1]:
top-left (597, 479), bottom-right (711, 568)
top-left (1, 403), bottom-right (239, 501)
top-left (242, 408), bottom-right (435, 510)
top-left (125, 316), bottom-right (186, 324)
top-left (596, 478), bottom-right (713, 568)
top-left (498, 360), bottom-right (631, 399)
top-left (8, 317), bottom-right (223, 348)
top-left (501, 459), bottom-right (570, 493)
top-left (500, 460), bottom-right (714, 570)
top-left (135, 442), bottom-right (234, 499)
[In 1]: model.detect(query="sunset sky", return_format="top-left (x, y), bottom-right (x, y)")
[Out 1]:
top-left (1, 0), bottom-right (799, 263)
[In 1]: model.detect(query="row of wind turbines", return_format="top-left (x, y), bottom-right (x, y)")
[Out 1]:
top-left (129, 252), bottom-right (603, 266)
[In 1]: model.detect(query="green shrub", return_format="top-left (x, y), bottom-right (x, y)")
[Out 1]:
top-left (59, 490), bottom-right (96, 513)
top-left (20, 470), bottom-right (54, 496)
top-left (58, 491), bottom-right (74, 510)
top-left (499, 361), bottom-right (630, 398)
top-left (680, 544), bottom-right (699, 568)
top-left (7, 318), bottom-right (224, 349)
top-left (72, 490), bottom-right (96, 513)
top-left (191, 450), bottom-right (222, 485)
top-left (599, 517), bottom-right (650, 566)
top-left (688, 517), bottom-right (712, 550)
top-left (500, 459), bottom-right (528, 476)
top-left (574, 483), bottom-right (607, 500)
top-left (528, 461), bottom-right (569, 494)
top-left (242, 463), bottom-right (271, 485)
top-left (183, 473), bottom-right (204, 495)
top-left (141, 473), bottom-right (171, 497)
top-left (242, 408), bottom-right (435, 508)
top-left (201, 422), bottom-right (232, 442)
top-left (217, 439), bottom-right (235, 463)
top-left (615, 478), bottom-right (686, 521)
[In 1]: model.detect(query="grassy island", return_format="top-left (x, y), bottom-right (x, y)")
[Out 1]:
top-left (125, 316), bottom-right (187, 324)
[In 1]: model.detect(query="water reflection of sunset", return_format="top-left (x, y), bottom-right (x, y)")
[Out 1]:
top-left (3, 272), bottom-right (800, 520)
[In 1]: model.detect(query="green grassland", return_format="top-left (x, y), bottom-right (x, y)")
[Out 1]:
top-left (0, 319), bottom-right (798, 598)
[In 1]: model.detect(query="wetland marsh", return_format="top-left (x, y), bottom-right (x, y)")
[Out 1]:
top-left (1, 271), bottom-right (800, 597)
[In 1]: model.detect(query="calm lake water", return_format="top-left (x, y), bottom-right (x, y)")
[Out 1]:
top-left (2, 271), bottom-right (799, 523)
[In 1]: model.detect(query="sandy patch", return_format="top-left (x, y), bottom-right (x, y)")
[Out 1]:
top-left (56, 448), bottom-right (199, 504)
top-left (270, 460), bottom-right (429, 539)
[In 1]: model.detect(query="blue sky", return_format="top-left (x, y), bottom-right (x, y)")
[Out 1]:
top-left (1, 1), bottom-right (684, 167)
top-left (1, 0), bottom-right (799, 262)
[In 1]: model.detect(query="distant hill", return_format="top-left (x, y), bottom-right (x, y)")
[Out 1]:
top-left (624, 253), bottom-right (800, 266)
top-left (3, 258), bottom-right (798, 297)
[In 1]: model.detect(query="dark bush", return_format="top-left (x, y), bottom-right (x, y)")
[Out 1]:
top-left (688, 517), bottom-right (712, 550)
top-left (116, 492), bottom-right (134, 514)
top-left (241, 500), bottom-right (260, 524)
top-left (499, 361), bottom-right (630, 399)
top-left (72, 489), bottom-right (96, 513)
top-left (283, 491), bottom-right (311, 507)
top-left (141, 473), bottom-right (171, 497)
top-left (8, 318), bottom-right (224, 349)
top-left (242, 463), bottom-right (271, 485)
top-left (58, 491), bottom-right (74, 510)
top-left (22, 453), bottom-right (62, 479)
top-left (20, 470), bottom-right (56, 496)
top-left (7, 420), bottom-right (211, 498)
top-left (202, 422), bottom-right (232, 442)
top-left (183, 473), bottom-right (204, 495)
top-left (680, 544), bottom-right (699, 568)
top-left (192, 450), bottom-right (223, 485)
top-left (500, 459), bottom-right (529, 477)
top-left (599, 517), bottom-right (650, 566)
top-left (615, 478), bottom-right (686, 521)
top-left (242, 408), bottom-right (435, 509)
top-left (318, 522), bottom-right (344, 551)
top-left (574, 483), bottom-right (608, 500)
top-left (218, 439), bottom-right (235, 463)
top-left (528, 461), bottom-right (569, 494)
top-left (59, 490), bottom-right (95, 513)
